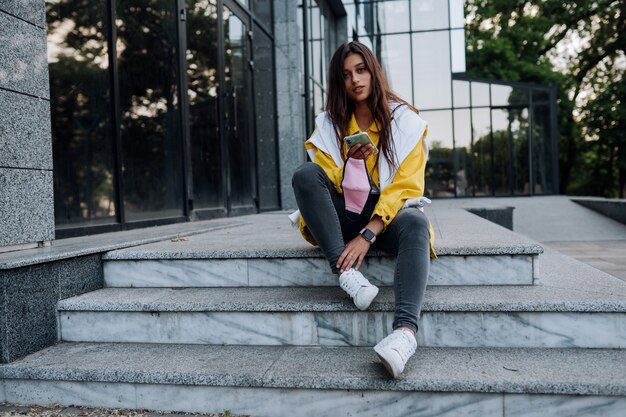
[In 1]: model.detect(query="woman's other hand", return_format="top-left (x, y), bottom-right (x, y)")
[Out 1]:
top-left (337, 235), bottom-right (371, 273)
top-left (347, 143), bottom-right (376, 160)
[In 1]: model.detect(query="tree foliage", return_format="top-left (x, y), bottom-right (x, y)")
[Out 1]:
top-left (465, 0), bottom-right (626, 197)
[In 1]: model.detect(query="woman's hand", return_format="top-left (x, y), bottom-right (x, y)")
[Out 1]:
top-left (336, 235), bottom-right (371, 273)
top-left (347, 143), bottom-right (376, 160)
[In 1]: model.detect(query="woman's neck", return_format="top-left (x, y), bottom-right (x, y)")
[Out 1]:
top-left (354, 101), bottom-right (373, 132)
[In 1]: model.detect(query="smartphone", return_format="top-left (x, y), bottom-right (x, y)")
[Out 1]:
top-left (343, 132), bottom-right (379, 154)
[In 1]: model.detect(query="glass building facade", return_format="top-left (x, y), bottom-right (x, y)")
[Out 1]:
top-left (47, 0), bottom-right (279, 236)
top-left (300, 0), bottom-right (558, 198)
top-left (45, 0), bottom-right (559, 236)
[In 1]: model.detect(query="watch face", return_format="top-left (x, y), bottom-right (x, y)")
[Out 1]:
top-left (362, 229), bottom-right (375, 241)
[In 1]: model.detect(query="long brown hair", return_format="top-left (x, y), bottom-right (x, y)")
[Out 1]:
top-left (326, 41), bottom-right (418, 169)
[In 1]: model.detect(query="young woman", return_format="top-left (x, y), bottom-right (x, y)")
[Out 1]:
top-left (292, 41), bottom-right (435, 378)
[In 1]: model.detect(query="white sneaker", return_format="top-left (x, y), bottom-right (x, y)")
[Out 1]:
top-left (374, 329), bottom-right (417, 378)
top-left (338, 268), bottom-right (379, 310)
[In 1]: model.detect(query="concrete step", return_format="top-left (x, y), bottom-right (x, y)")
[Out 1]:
top-left (57, 284), bottom-right (626, 348)
top-left (102, 209), bottom-right (543, 287)
top-left (1, 343), bottom-right (625, 417)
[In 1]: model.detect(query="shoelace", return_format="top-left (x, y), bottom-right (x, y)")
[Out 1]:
top-left (340, 269), bottom-right (368, 297)
top-left (380, 331), bottom-right (416, 362)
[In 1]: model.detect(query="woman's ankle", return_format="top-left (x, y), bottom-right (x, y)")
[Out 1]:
top-left (395, 326), bottom-right (416, 336)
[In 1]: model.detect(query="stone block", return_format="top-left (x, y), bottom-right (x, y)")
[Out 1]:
top-left (0, 281), bottom-right (5, 362)
top-left (1, 262), bottom-right (58, 363)
top-left (0, 255), bottom-right (104, 363)
top-left (466, 206), bottom-right (514, 230)
top-left (0, 90), bottom-right (52, 169)
top-left (571, 197), bottom-right (626, 225)
top-left (0, 167), bottom-right (54, 247)
top-left (0, 13), bottom-right (49, 98)
top-left (0, 1), bottom-right (46, 28)
top-left (58, 255), bottom-right (104, 300)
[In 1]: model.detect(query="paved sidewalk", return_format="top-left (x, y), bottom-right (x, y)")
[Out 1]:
top-left (543, 240), bottom-right (626, 282)
top-left (431, 196), bottom-right (626, 282)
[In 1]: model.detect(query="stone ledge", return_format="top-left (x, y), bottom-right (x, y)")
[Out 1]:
top-left (1, 209), bottom-right (544, 269)
top-left (1, 343), bottom-right (625, 396)
top-left (0, 218), bottom-right (247, 270)
top-left (571, 197), bottom-right (626, 225)
top-left (465, 206), bottom-right (514, 230)
top-left (56, 283), bottom-right (626, 313)
top-left (102, 209), bottom-right (543, 260)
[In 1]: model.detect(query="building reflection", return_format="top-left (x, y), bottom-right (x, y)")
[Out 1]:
top-left (302, 0), bottom-right (558, 198)
top-left (47, 0), bottom-right (277, 235)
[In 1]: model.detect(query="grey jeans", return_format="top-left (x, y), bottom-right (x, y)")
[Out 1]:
top-left (292, 162), bottom-right (431, 333)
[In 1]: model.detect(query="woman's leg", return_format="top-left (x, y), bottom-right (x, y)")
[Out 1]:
top-left (292, 162), bottom-right (365, 274)
top-left (375, 208), bottom-right (431, 333)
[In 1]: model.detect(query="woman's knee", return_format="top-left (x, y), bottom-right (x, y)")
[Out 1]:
top-left (394, 209), bottom-right (430, 240)
top-left (292, 162), bottom-right (323, 189)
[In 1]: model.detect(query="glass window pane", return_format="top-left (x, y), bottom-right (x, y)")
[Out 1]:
top-left (532, 104), bottom-right (553, 194)
top-left (375, 0), bottom-right (410, 34)
top-left (453, 109), bottom-right (472, 196)
top-left (532, 89), bottom-right (550, 104)
top-left (512, 108), bottom-right (530, 195)
top-left (313, 82), bottom-right (324, 115)
top-left (354, 3), bottom-right (372, 41)
top-left (380, 34), bottom-right (413, 102)
top-left (413, 31), bottom-right (452, 109)
top-left (253, 23), bottom-right (279, 209)
top-left (492, 108), bottom-right (510, 195)
top-left (471, 82), bottom-right (490, 107)
top-left (48, 0), bottom-right (117, 227)
top-left (492, 108), bottom-right (530, 196)
top-left (344, 3), bottom-right (357, 39)
top-left (491, 84), bottom-right (529, 107)
top-left (453, 80), bottom-right (470, 107)
top-left (471, 107), bottom-right (492, 196)
top-left (491, 85), bottom-right (513, 107)
top-left (224, 6), bottom-right (255, 208)
top-left (361, 1), bottom-right (375, 37)
top-left (251, 0), bottom-right (272, 26)
top-left (187, 0), bottom-right (223, 210)
top-left (310, 3), bottom-right (320, 39)
top-left (117, 0), bottom-right (185, 221)
top-left (411, 0), bottom-right (449, 31)
top-left (421, 110), bottom-right (455, 197)
top-left (449, 0), bottom-right (464, 28)
top-left (311, 40), bottom-right (321, 84)
top-left (450, 29), bottom-right (466, 73)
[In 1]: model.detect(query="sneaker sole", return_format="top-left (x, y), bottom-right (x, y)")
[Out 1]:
top-left (355, 285), bottom-right (379, 310)
top-left (373, 346), bottom-right (400, 378)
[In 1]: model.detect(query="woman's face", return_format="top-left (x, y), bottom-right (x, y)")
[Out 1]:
top-left (343, 52), bottom-right (371, 104)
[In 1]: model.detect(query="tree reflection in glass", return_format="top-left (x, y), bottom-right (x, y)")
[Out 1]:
top-left (116, 0), bottom-right (184, 221)
top-left (471, 107), bottom-right (492, 196)
top-left (47, 0), bottom-right (117, 227)
top-left (187, 0), bottom-right (223, 210)
top-left (223, 6), bottom-right (254, 209)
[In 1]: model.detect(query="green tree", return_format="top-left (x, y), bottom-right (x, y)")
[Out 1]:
top-left (465, 0), bottom-right (626, 197)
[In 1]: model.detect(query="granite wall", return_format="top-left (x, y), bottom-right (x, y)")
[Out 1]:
top-left (0, 2), bottom-right (55, 249)
top-left (0, 255), bottom-right (104, 363)
top-left (273, 1), bottom-right (306, 210)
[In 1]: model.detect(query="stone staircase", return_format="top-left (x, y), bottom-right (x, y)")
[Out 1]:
top-left (1, 209), bottom-right (626, 416)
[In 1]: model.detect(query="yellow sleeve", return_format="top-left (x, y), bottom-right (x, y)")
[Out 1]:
top-left (372, 133), bottom-right (427, 229)
top-left (305, 140), bottom-right (344, 194)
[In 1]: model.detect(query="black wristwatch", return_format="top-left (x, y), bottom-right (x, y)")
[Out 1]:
top-left (359, 228), bottom-right (376, 244)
